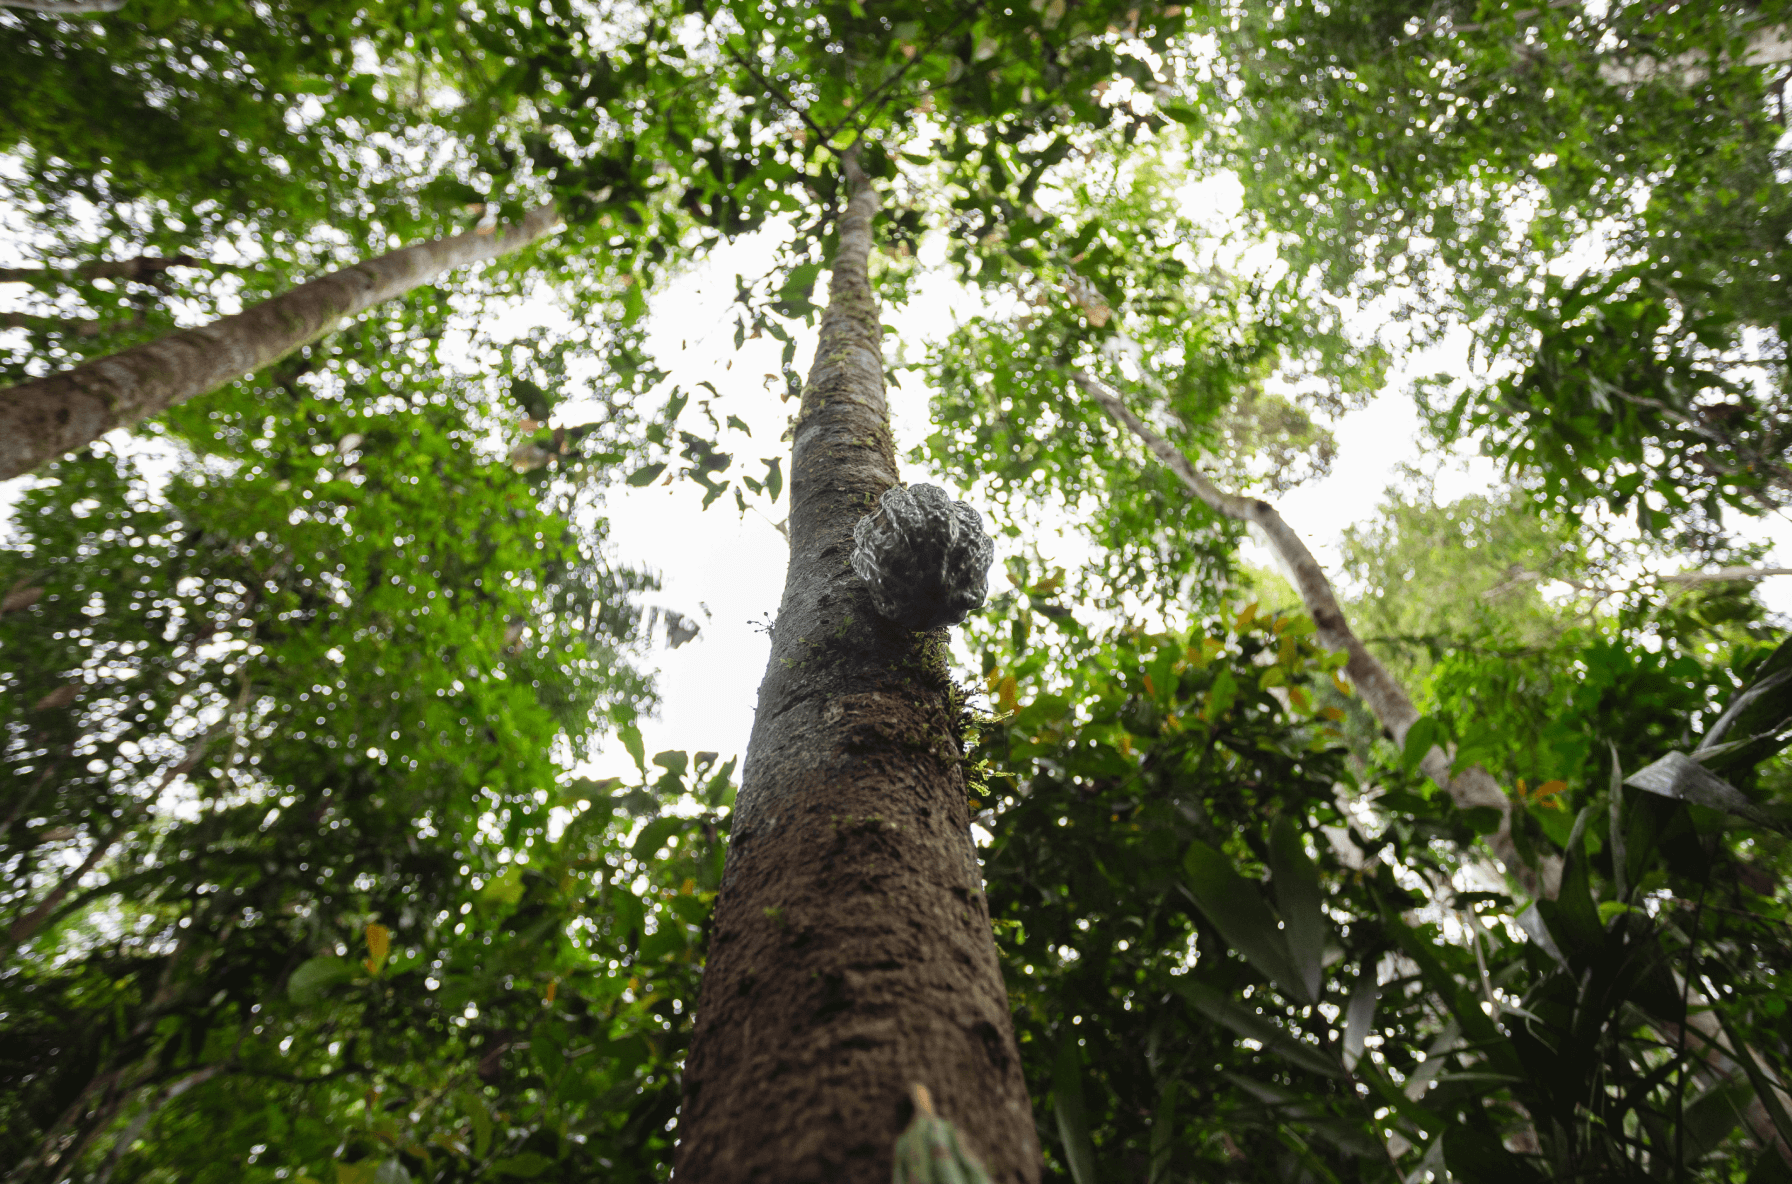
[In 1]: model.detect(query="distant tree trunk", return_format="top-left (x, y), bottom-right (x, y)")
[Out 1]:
top-left (0, 206), bottom-right (560, 481)
top-left (677, 155), bottom-right (1038, 1184)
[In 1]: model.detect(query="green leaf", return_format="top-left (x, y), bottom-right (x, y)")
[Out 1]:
top-left (288, 956), bottom-right (356, 1005)
top-left (1535, 807), bottom-right (1604, 960)
top-left (1180, 841), bottom-right (1313, 1004)
top-left (1401, 715), bottom-right (1445, 773)
top-left (1170, 978), bottom-right (1344, 1078)
top-left (373, 1160), bottom-right (411, 1184)
top-left (1443, 1124), bottom-right (1545, 1184)
top-left (1052, 1034), bottom-right (1099, 1184)
top-left (488, 1153), bottom-right (555, 1178)
top-left (1682, 1077), bottom-right (1753, 1162)
top-left (779, 261), bottom-right (824, 302)
top-left (1625, 751), bottom-right (1784, 830)
top-left (1341, 971), bottom-right (1377, 1072)
top-left (459, 1090), bottom-right (493, 1160)
top-left (632, 816), bottom-right (683, 861)
top-left (618, 722), bottom-right (646, 771)
top-left (625, 463), bottom-right (666, 487)
top-left (1157, 101), bottom-right (1202, 127)
top-left (1148, 1079), bottom-right (1178, 1184)
top-left (1267, 817), bottom-right (1325, 1003)
top-left (481, 866), bottom-right (525, 907)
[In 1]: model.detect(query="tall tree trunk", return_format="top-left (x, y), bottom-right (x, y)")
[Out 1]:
top-left (677, 157), bottom-right (1038, 1184)
top-left (0, 205), bottom-right (560, 481)
top-left (1070, 370), bottom-right (1556, 897)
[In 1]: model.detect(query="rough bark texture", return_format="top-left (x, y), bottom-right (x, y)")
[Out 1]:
top-left (1071, 370), bottom-right (1556, 896)
top-left (0, 0), bottom-right (127, 12)
top-left (0, 205), bottom-right (560, 481)
top-left (677, 162), bottom-right (1038, 1184)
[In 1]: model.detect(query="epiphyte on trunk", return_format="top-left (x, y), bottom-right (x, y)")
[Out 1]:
top-left (850, 484), bottom-right (995, 631)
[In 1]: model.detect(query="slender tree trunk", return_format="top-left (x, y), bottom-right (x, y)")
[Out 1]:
top-left (677, 157), bottom-right (1038, 1184)
top-left (0, 205), bottom-right (560, 481)
top-left (0, 0), bottom-right (126, 12)
top-left (1070, 371), bottom-right (1557, 897)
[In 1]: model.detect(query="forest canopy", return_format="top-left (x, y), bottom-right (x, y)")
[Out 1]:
top-left (3, 1), bottom-right (1792, 1182)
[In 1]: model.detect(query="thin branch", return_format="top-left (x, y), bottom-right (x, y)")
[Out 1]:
top-left (89, 1068), bottom-right (220, 1184)
top-left (0, 255), bottom-right (223, 286)
top-left (723, 42), bottom-right (831, 148)
top-left (1395, 0), bottom-right (1581, 46)
top-left (1659, 566), bottom-right (1792, 585)
top-left (1600, 381), bottom-right (1792, 495)
top-left (0, 311), bottom-right (135, 338)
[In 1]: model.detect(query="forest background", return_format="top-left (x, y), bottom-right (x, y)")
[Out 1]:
top-left (4, 0), bottom-right (1792, 1182)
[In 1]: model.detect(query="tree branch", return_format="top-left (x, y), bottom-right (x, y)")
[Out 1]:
top-left (1070, 368), bottom-right (1557, 896)
top-left (723, 43), bottom-right (831, 148)
top-left (0, 0), bottom-right (126, 12)
top-left (1660, 566), bottom-right (1792, 585)
top-left (0, 255), bottom-right (222, 286)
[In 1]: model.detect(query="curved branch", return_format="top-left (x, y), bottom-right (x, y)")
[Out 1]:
top-left (1071, 368), bottom-right (1557, 896)
top-left (0, 203), bottom-right (560, 480)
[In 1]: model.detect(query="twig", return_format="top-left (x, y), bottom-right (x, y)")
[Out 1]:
top-left (816, 3), bottom-right (986, 145)
top-left (723, 43), bottom-right (831, 148)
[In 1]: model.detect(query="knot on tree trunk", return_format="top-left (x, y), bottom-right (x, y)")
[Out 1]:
top-left (850, 483), bottom-right (994, 631)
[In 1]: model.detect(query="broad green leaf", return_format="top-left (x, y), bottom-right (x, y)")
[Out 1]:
top-left (288, 956), bottom-right (356, 1005)
top-left (1052, 1035), bottom-right (1099, 1184)
top-left (1535, 807), bottom-right (1603, 960)
top-left (1341, 972), bottom-right (1377, 1072)
top-left (1267, 818), bottom-right (1325, 1003)
top-left (1171, 978), bottom-right (1343, 1078)
top-left (625, 463), bottom-right (666, 487)
top-left (1181, 841), bottom-right (1313, 1004)
top-left (488, 1153), bottom-right (554, 1178)
top-left (1400, 716), bottom-right (1445, 773)
top-left (618, 722), bottom-right (646, 772)
top-left (459, 1090), bottom-right (493, 1160)
top-left (481, 866), bottom-right (526, 908)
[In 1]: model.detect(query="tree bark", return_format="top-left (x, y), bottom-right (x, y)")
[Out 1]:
top-left (1070, 370), bottom-right (1558, 897)
top-left (0, 206), bottom-right (560, 481)
top-left (0, 255), bottom-right (220, 286)
top-left (677, 157), bottom-right (1038, 1184)
top-left (0, 0), bottom-right (126, 14)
